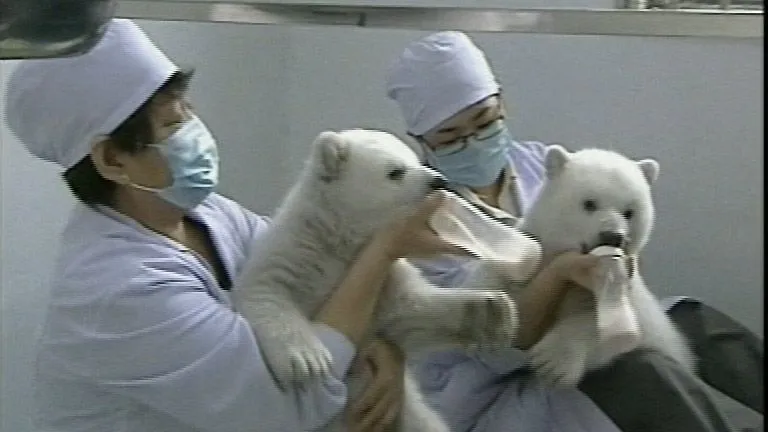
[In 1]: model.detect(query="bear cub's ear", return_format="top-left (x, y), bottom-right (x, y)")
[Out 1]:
top-left (636, 159), bottom-right (660, 186)
top-left (544, 144), bottom-right (571, 179)
top-left (313, 131), bottom-right (350, 182)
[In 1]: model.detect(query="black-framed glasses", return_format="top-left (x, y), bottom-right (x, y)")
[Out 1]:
top-left (430, 118), bottom-right (506, 157)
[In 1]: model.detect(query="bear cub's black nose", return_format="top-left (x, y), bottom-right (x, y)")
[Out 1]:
top-left (429, 177), bottom-right (448, 190)
top-left (598, 231), bottom-right (625, 248)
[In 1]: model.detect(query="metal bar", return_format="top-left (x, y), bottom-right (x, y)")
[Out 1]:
top-left (115, 2), bottom-right (763, 38)
top-left (616, 0), bottom-right (763, 10)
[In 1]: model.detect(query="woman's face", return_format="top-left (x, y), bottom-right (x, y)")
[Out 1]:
top-left (420, 95), bottom-right (506, 152)
top-left (119, 93), bottom-right (194, 189)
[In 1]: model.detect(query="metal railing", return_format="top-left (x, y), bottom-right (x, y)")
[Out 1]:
top-left (2, 1), bottom-right (763, 59)
top-left (618, 0), bottom-right (763, 10)
top-left (113, 2), bottom-right (764, 39)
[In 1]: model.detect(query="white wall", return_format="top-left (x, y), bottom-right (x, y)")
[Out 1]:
top-left (1, 19), bottom-right (763, 432)
top-left (1, 61), bottom-right (76, 432)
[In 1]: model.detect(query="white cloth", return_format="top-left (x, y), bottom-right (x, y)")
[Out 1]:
top-left (4, 18), bottom-right (178, 169)
top-left (385, 31), bottom-right (500, 136)
top-left (455, 163), bottom-right (523, 222)
top-left (34, 194), bottom-right (357, 432)
top-left (429, 191), bottom-right (541, 284)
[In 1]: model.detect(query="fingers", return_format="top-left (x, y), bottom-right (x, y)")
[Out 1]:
top-left (413, 190), bottom-right (447, 221)
top-left (348, 375), bottom-right (389, 420)
top-left (575, 253), bottom-right (601, 269)
top-left (379, 401), bottom-right (401, 431)
top-left (393, 191), bottom-right (481, 259)
top-left (351, 389), bottom-right (398, 432)
top-left (556, 252), bottom-right (601, 288)
top-left (554, 250), bottom-right (599, 272)
top-left (356, 343), bottom-right (376, 361)
top-left (346, 339), bottom-right (404, 432)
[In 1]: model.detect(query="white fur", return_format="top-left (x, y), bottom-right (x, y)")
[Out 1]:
top-left (515, 145), bottom-right (696, 387)
top-left (234, 129), bottom-right (519, 432)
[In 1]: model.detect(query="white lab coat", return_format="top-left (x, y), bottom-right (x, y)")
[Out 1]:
top-left (409, 140), bottom-right (622, 432)
top-left (33, 193), bottom-right (356, 432)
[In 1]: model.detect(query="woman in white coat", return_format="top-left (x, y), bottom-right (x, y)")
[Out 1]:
top-left (5, 19), bottom-right (603, 432)
top-left (3, 19), bottom-right (459, 432)
top-left (384, 30), bottom-right (740, 432)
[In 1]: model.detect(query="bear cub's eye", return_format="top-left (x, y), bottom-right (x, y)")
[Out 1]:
top-left (623, 209), bottom-right (634, 220)
top-left (583, 199), bottom-right (598, 212)
top-left (388, 168), bottom-right (406, 181)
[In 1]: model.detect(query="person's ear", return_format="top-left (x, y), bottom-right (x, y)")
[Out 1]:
top-left (89, 138), bottom-right (130, 184)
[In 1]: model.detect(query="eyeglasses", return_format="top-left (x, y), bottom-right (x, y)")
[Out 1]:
top-left (430, 118), bottom-right (506, 157)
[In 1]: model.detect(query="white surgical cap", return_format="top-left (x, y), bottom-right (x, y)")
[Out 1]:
top-left (385, 31), bottom-right (500, 136)
top-left (4, 18), bottom-right (179, 169)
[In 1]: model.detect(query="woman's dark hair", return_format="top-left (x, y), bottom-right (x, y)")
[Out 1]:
top-left (63, 69), bottom-right (195, 206)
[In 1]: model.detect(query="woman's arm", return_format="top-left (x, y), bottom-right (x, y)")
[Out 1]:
top-left (316, 191), bottom-right (473, 347)
top-left (314, 236), bottom-right (396, 347)
top-left (513, 251), bottom-right (599, 349)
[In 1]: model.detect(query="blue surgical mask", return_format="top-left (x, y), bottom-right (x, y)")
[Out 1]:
top-left (129, 116), bottom-right (219, 210)
top-left (424, 120), bottom-right (511, 188)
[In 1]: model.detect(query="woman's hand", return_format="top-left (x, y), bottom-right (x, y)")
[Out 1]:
top-left (549, 250), bottom-right (636, 290)
top-left (372, 191), bottom-right (476, 260)
top-left (548, 251), bottom-right (602, 288)
top-left (347, 338), bottom-right (406, 432)
top-left (514, 250), bottom-right (634, 349)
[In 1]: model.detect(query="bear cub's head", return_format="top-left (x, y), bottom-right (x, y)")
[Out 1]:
top-left (304, 129), bottom-right (447, 229)
top-left (522, 145), bottom-right (660, 258)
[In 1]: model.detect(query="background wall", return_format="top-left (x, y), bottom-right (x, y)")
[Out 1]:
top-left (1, 16), bottom-right (763, 432)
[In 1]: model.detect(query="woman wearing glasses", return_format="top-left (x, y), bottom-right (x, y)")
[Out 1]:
top-left (381, 30), bottom-right (739, 432)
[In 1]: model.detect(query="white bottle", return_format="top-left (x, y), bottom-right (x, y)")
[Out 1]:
top-left (589, 246), bottom-right (642, 356)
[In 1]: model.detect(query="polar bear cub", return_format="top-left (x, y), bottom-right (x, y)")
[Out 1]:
top-left (235, 129), bottom-right (519, 431)
top-left (516, 144), bottom-right (696, 387)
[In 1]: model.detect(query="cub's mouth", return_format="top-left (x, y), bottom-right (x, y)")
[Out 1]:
top-left (580, 237), bottom-right (629, 255)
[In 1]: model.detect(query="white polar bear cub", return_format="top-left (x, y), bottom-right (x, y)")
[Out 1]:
top-left (234, 129), bottom-right (519, 432)
top-left (518, 145), bottom-right (696, 387)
